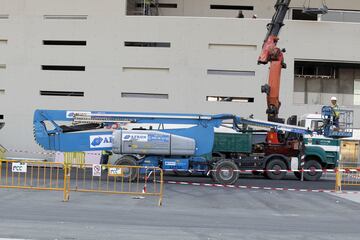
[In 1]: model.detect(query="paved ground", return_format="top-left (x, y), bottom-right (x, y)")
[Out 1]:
top-left (0, 178), bottom-right (360, 240)
top-left (166, 172), bottom-right (360, 191)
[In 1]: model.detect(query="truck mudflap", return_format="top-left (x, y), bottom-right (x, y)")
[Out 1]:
top-left (290, 157), bottom-right (299, 171)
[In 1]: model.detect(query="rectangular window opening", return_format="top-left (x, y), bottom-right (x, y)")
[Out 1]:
top-left (43, 40), bottom-right (87, 46)
top-left (121, 92), bottom-right (168, 99)
top-left (43, 15), bottom-right (88, 20)
top-left (0, 115), bottom-right (3, 120)
top-left (294, 60), bottom-right (360, 106)
top-left (0, 14), bottom-right (9, 19)
top-left (210, 5), bottom-right (254, 10)
top-left (207, 69), bottom-right (255, 77)
top-left (207, 96), bottom-right (254, 103)
top-left (135, 3), bottom-right (177, 8)
top-left (124, 41), bottom-right (171, 48)
top-left (0, 39), bottom-right (8, 44)
top-left (0, 64), bottom-right (6, 69)
top-left (40, 91), bottom-right (84, 97)
top-left (41, 65), bottom-right (85, 71)
top-left (0, 89), bottom-right (4, 94)
top-left (292, 9), bottom-right (317, 21)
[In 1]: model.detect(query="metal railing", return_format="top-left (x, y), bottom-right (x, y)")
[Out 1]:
top-left (0, 159), bottom-right (69, 201)
top-left (68, 163), bottom-right (163, 206)
top-left (335, 140), bottom-right (360, 191)
top-left (0, 159), bottom-right (163, 206)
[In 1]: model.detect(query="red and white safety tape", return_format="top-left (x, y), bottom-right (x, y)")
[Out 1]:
top-left (206, 169), bottom-right (360, 173)
top-left (170, 169), bottom-right (360, 173)
top-left (165, 180), bottom-right (360, 194)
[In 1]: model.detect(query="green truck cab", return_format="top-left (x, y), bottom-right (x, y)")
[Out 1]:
top-left (211, 113), bottom-right (348, 183)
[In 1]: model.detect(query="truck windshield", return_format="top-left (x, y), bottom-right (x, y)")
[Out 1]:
top-left (311, 120), bottom-right (324, 130)
top-left (299, 120), bottom-right (306, 127)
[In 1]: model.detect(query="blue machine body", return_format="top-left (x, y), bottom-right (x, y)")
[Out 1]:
top-left (33, 109), bottom-right (315, 171)
top-left (162, 158), bottom-right (189, 170)
top-left (33, 109), bottom-right (228, 154)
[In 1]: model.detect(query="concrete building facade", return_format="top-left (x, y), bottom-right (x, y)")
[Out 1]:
top-left (1, 0), bottom-right (360, 158)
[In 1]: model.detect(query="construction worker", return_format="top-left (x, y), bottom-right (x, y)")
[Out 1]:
top-left (237, 10), bottom-right (244, 18)
top-left (100, 150), bottom-right (112, 170)
top-left (330, 96), bottom-right (340, 128)
top-left (144, 0), bottom-right (152, 15)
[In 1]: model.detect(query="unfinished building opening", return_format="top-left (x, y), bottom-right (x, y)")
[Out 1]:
top-left (0, 114), bottom-right (4, 130)
top-left (210, 5), bottom-right (254, 11)
top-left (207, 96), bottom-right (254, 103)
top-left (41, 65), bottom-right (85, 71)
top-left (43, 40), bottom-right (87, 46)
top-left (293, 61), bottom-right (360, 106)
top-left (124, 41), bottom-right (170, 48)
top-left (40, 91), bottom-right (85, 97)
top-left (127, 0), bottom-right (176, 16)
top-left (292, 9), bottom-right (318, 21)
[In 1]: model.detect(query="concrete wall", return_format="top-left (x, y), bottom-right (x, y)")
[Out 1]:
top-left (0, 0), bottom-right (360, 158)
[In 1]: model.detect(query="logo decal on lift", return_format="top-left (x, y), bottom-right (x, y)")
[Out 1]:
top-left (90, 135), bottom-right (113, 148)
top-left (66, 111), bottom-right (91, 119)
top-left (122, 134), bottom-right (148, 142)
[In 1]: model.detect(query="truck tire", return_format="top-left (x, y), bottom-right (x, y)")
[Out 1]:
top-left (212, 160), bottom-right (239, 185)
top-left (303, 160), bottom-right (322, 181)
top-left (265, 159), bottom-right (287, 180)
top-left (114, 156), bottom-right (138, 182)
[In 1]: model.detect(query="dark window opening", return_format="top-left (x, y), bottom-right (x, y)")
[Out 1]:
top-left (0, 114), bottom-right (4, 130)
top-left (207, 96), bottom-right (254, 103)
top-left (292, 9), bottom-right (318, 21)
top-left (124, 41), bottom-right (171, 48)
top-left (294, 60), bottom-right (360, 106)
top-left (136, 3), bottom-right (177, 8)
top-left (41, 65), bottom-right (85, 71)
top-left (43, 40), bottom-right (87, 46)
top-left (294, 61), bottom-right (340, 78)
top-left (40, 91), bottom-right (84, 97)
top-left (210, 5), bottom-right (254, 10)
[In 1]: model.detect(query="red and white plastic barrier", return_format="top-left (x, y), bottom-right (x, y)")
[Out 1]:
top-left (5, 149), bottom-right (360, 173)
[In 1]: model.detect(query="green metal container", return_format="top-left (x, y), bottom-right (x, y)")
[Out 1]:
top-left (213, 132), bottom-right (252, 153)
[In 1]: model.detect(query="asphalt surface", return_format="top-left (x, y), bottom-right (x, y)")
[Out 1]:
top-left (165, 172), bottom-right (360, 191)
top-left (0, 176), bottom-right (360, 240)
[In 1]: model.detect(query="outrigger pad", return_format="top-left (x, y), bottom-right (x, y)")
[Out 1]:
top-left (302, 5), bottom-right (328, 15)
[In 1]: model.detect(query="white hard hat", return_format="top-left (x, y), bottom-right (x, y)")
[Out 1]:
top-left (331, 96), bottom-right (337, 101)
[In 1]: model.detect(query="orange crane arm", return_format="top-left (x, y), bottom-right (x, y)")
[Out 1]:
top-left (258, 0), bottom-right (290, 123)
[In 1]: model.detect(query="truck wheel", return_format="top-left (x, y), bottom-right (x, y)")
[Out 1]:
top-left (303, 160), bottom-right (322, 181)
top-left (265, 159), bottom-right (287, 180)
top-left (114, 156), bottom-right (138, 182)
top-left (212, 160), bottom-right (239, 185)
